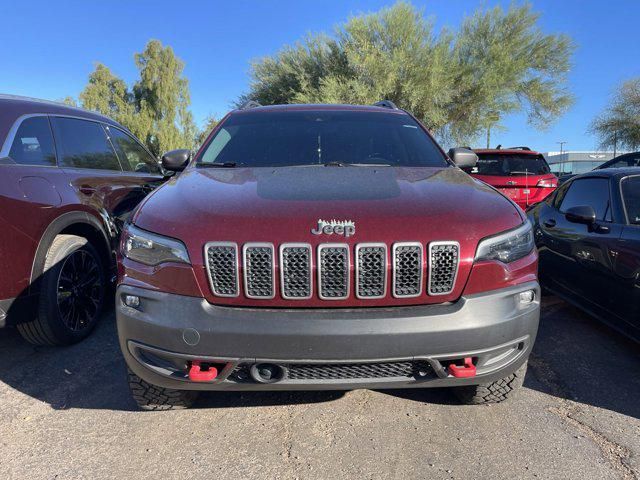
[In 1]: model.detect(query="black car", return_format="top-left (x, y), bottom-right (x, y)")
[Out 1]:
top-left (557, 151), bottom-right (640, 184)
top-left (528, 168), bottom-right (640, 341)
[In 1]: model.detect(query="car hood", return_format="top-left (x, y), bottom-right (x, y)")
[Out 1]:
top-left (134, 166), bottom-right (523, 250)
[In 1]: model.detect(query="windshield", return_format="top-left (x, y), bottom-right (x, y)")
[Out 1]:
top-left (197, 110), bottom-right (448, 168)
top-left (600, 153), bottom-right (640, 169)
top-left (473, 153), bottom-right (551, 176)
top-left (622, 175), bottom-right (640, 225)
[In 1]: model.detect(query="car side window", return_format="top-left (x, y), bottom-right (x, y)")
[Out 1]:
top-left (51, 117), bottom-right (121, 171)
top-left (560, 178), bottom-right (612, 221)
top-left (7, 116), bottom-right (56, 166)
top-left (621, 176), bottom-right (640, 225)
top-left (552, 182), bottom-right (570, 209)
top-left (106, 127), bottom-right (160, 174)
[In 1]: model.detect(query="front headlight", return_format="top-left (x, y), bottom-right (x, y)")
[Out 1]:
top-left (475, 221), bottom-right (534, 263)
top-left (122, 224), bottom-right (190, 266)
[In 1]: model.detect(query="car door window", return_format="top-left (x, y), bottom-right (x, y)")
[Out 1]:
top-left (553, 182), bottom-right (571, 208)
top-left (106, 126), bottom-right (160, 174)
top-left (560, 178), bottom-right (611, 221)
top-left (7, 116), bottom-right (56, 166)
top-left (51, 117), bottom-right (121, 171)
top-left (621, 176), bottom-right (640, 225)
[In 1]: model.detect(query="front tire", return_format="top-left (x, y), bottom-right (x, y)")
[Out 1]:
top-left (127, 369), bottom-right (199, 411)
top-left (454, 361), bottom-right (527, 405)
top-left (17, 234), bottom-right (106, 346)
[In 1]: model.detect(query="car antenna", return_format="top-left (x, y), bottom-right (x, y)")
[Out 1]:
top-left (373, 100), bottom-right (399, 110)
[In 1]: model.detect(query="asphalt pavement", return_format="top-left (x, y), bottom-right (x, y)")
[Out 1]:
top-left (0, 296), bottom-right (638, 480)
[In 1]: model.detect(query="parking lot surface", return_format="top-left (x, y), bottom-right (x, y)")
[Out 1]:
top-left (0, 296), bottom-right (638, 480)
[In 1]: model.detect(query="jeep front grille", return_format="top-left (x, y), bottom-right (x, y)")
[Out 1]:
top-left (205, 242), bottom-right (239, 297)
top-left (356, 244), bottom-right (387, 299)
top-left (392, 243), bottom-right (423, 298)
top-left (243, 243), bottom-right (275, 299)
top-left (280, 244), bottom-right (312, 299)
top-left (318, 244), bottom-right (349, 299)
top-left (205, 241), bottom-right (459, 301)
top-left (428, 242), bottom-right (459, 295)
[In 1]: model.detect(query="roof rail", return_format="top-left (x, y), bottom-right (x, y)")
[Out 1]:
top-left (373, 100), bottom-right (399, 110)
top-left (240, 100), bottom-right (262, 110)
top-left (506, 146), bottom-right (531, 151)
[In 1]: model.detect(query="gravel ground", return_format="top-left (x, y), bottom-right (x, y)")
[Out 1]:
top-left (0, 296), bottom-right (638, 480)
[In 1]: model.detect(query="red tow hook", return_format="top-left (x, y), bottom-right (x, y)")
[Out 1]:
top-left (447, 357), bottom-right (477, 378)
top-left (188, 361), bottom-right (218, 382)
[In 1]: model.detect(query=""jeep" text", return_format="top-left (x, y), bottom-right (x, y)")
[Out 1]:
top-left (311, 219), bottom-right (356, 238)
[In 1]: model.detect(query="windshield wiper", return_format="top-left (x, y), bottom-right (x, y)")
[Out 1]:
top-left (322, 161), bottom-right (392, 167)
top-left (197, 162), bottom-right (238, 168)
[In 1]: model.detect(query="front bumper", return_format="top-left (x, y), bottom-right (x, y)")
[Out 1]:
top-left (116, 282), bottom-right (540, 391)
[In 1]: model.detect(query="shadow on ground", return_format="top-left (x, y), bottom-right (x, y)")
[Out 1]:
top-left (0, 297), bottom-right (638, 415)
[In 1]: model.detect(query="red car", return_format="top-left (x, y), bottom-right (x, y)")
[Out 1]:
top-left (470, 147), bottom-right (557, 210)
top-left (0, 95), bottom-right (165, 345)
top-left (116, 102), bottom-right (540, 410)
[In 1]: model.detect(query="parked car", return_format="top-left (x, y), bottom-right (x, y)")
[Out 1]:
top-left (470, 147), bottom-right (557, 210)
top-left (116, 101), bottom-right (540, 410)
top-left (0, 94), bottom-right (166, 345)
top-left (557, 151), bottom-right (640, 184)
top-left (528, 168), bottom-right (640, 341)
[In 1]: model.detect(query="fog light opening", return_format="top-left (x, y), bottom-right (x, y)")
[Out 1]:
top-left (124, 295), bottom-right (140, 308)
top-left (518, 290), bottom-right (535, 305)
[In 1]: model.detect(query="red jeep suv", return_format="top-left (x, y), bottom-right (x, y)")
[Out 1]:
top-left (470, 147), bottom-right (557, 210)
top-left (117, 102), bottom-right (539, 410)
top-left (0, 95), bottom-right (165, 345)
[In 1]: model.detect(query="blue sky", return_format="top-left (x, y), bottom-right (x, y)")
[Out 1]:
top-left (1, 0), bottom-right (639, 152)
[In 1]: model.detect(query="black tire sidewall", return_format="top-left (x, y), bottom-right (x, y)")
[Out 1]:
top-left (38, 237), bottom-right (106, 345)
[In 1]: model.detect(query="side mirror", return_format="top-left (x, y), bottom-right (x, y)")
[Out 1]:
top-left (448, 148), bottom-right (478, 169)
top-left (565, 205), bottom-right (596, 225)
top-left (161, 149), bottom-right (191, 172)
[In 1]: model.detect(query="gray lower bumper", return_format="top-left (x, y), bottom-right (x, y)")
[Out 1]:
top-left (116, 282), bottom-right (540, 391)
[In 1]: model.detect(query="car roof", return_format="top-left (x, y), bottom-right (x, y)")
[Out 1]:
top-left (231, 103), bottom-right (408, 115)
top-left (572, 167), bottom-right (640, 180)
top-left (0, 94), bottom-right (122, 127)
top-left (473, 148), bottom-right (540, 156)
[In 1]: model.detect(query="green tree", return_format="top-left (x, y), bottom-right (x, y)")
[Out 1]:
top-left (59, 96), bottom-right (78, 107)
top-left (132, 40), bottom-right (196, 156)
top-left (450, 3), bottom-right (574, 142)
top-left (79, 63), bottom-right (134, 127)
top-left (196, 115), bottom-right (219, 147)
top-left (590, 78), bottom-right (640, 151)
top-left (78, 40), bottom-right (197, 156)
top-left (242, 1), bottom-right (574, 145)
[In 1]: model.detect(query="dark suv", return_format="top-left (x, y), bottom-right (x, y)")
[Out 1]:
top-left (0, 95), bottom-right (165, 345)
top-left (117, 102), bottom-right (539, 410)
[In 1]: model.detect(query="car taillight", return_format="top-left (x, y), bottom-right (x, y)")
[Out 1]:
top-left (536, 179), bottom-right (557, 188)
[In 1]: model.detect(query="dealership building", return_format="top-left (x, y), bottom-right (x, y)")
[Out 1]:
top-left (543, 151), bottom-right (628, 175)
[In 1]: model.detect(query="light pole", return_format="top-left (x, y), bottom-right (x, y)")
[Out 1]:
top-left (557, 141), bottom-right (567, 174)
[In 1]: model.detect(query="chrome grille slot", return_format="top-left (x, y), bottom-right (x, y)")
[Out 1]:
top-left (280, 244), bottom-right (312, 299)
top-left (243, 243), bottom-right (275, 299)
top-left (356, 244), bottom-right (387, 299)
top-left (392, 243), bottom-right (423, 298)
top-left (428, 242), bottom-right (459, 295)
top-left (205, 242), bottom-right (239, 297)
top-left (318, 244), bottom-right (349, 300)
